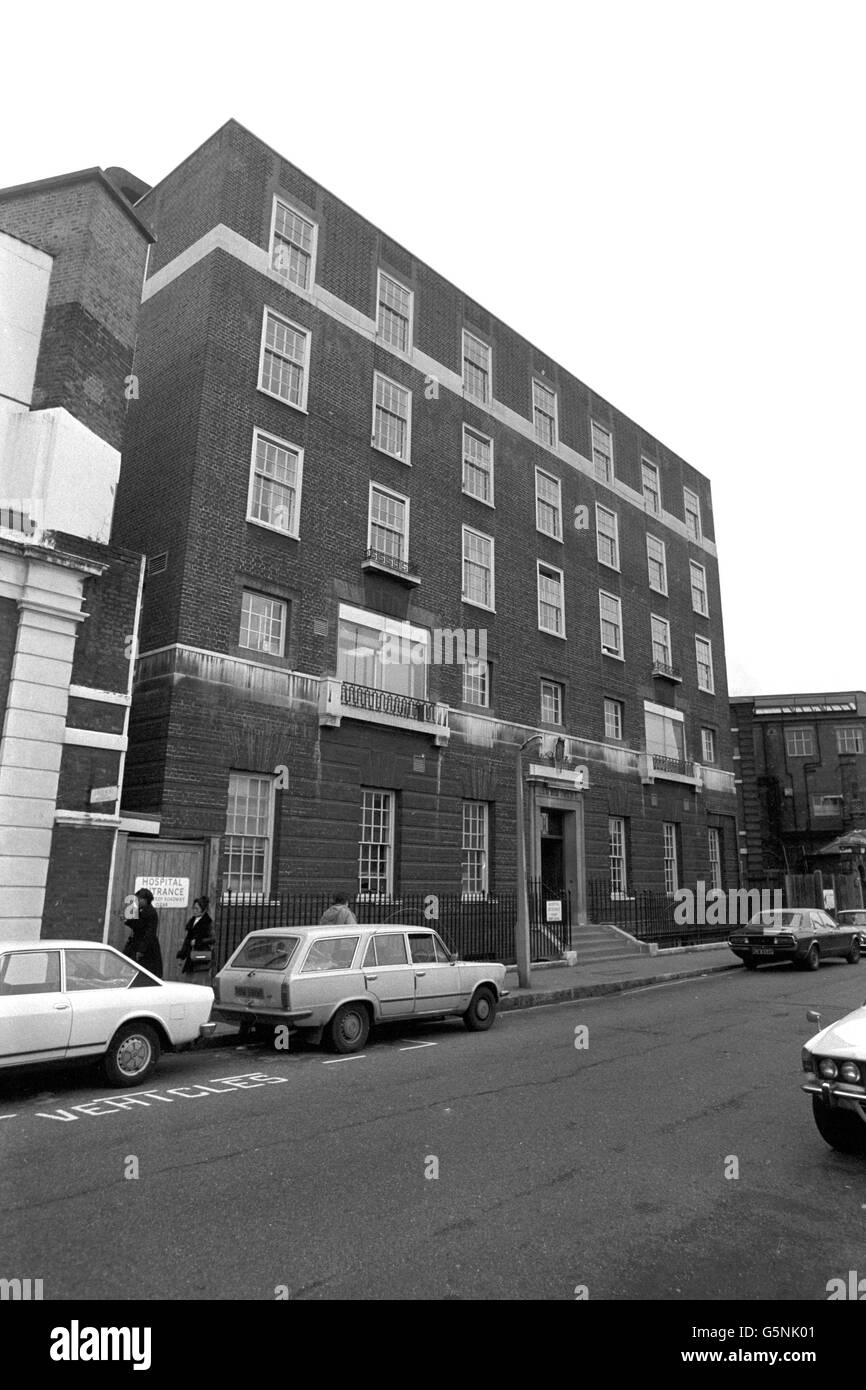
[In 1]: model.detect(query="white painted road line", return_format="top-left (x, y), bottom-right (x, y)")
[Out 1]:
top-left (322, 1055), bottom-right (367, 1065)
top-left (0, 1114), bottom-right (18, 1120)
top-left (398, 1041), bottom-right (438, 1051)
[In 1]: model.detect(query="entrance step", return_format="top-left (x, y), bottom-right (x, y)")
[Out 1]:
top-left (569, 922), bottom-right (651, 963)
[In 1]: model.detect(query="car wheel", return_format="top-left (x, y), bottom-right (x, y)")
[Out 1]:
top-left (743, 958), bottom-right (759, 970)
top-left (463, 985), bottom-right (498, 1031)
top-left (811, 1097), bottom-right (866, 1154)
top-left (103, 1021), bottom-right (161, 1087)
top-left (802, 943), bottom-right (820, 971)
top-left (846, 938), bottom-right (861, 965)
top-left (327, 1003), bottom-right (370, 1054)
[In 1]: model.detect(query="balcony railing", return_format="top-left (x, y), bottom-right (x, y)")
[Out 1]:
top-left (651, 660), bottom-right (683, 683)
top-left (639, 752), bottom-right (700, 785)
top-left (319, 678), bottom-right (449, 744)
top-left (361, 547), bottom-right (420, 585)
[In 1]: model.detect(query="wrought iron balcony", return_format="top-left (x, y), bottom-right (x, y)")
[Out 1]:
top-left (639, 752), bottom-right (700, 786)
top-left (361, 547), bottom-right (420, 585)
top-left (651, 660), bottom-right (683, 683)
top-left (318, 678), bottom-right (449, 744)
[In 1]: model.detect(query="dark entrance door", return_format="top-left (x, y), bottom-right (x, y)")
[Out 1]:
top-left (540, 809), bottom-right (564, 892)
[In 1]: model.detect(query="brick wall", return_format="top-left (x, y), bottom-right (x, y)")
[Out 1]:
top-left (41, 824), bottom-right (114, 939)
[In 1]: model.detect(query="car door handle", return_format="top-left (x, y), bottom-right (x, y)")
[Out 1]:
top-left (415, 971), bottom-right (426, 977)
top-left (53, 1003), bottom-right (71, 1011)
top-left (364, 974), bottom-right (378, 982)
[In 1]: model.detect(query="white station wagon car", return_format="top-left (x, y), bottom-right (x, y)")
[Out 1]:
top-left (214, 925), bottom-right (510, 1053)
top-left (802, 1001), bottom-right (866, 1154)
top-left (0, 941), bottom-right (215, 1087)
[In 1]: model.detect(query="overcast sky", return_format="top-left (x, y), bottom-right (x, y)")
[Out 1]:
top-left (3, 1), bottom-right (863, 698)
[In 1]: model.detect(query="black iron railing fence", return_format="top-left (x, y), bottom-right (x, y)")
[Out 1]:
top-left (586, 877), bottom-right (729, 948)
top-left (341, 682), bottom-right (440, 726)
top-left (215, 880), bottom-right (571, 968)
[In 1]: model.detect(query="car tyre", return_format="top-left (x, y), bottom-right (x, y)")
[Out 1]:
top-left (802, 943), bottom-right (820, 972)
top-left (463, 985), bottom-right (498, 1031)
top-left (327, 1002), bottom-right (370, 1054)
top-left (811, 1096), bottom-right (866, 1154)
top-left (103, 1021), bottom-right (161, 1087)
top-left (846, 938), bottom-right (861, 965)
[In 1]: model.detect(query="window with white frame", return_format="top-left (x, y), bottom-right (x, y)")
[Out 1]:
top-left (239, 591), bottom-right (287, 657)
top-left (684, 486), bottom-right (702, 540)
top-left (813, 795), bottom-right (844, 817)
top-left (690, 561), bottom-right (708, 616)
top-left (368, 483), bottom-right (409, 565)
top-left (536, 468), bottom-right (562, 539)
top-left (463, 330), bottom-right (491, 403)
top-left (337, 603), bottom-right (428, 699)
top-left (708, 827), bottom-right (722, 890)
top-left (463, 426), bottom-right (494, 504)
top-left (270, 199), bottom-right (317, 290)
top-left (377, 271), bottom-right (413, 352)
top-left (663, 822), bottom-right (679, 896)
top-left (259, 310), bottom-right (310, 410)
top-left (463, 659), bottom-right (490, 707)
top-left (641, 459), bottom-right (660, 513)
top-left (644, 703), bottom-right (687, 762)
top-left (373, 372), bottom-right (411, 461)
top-left (646, 534), bottom-right (668, 594)
top-left (462, 801), bottom-right (489, 897)
top-left (224, 773), bottom-right (273, 895)
top-left (533, 380), bottom-right (558, 447)
top-left (604, 698), bottom-right (623, 741)
top-left (836, 727), bottom-right (864, 754)
top-left (609, 816), bottom-right (628, 896)
top-left (599, 590), bottom-right (623, 657)
top-left (540, 679), bottom-right (563, 724)
top-left (651, 614), bottom-right (672, 669)
top-left (538, 563), bottom-right (565, 636)
top-left (359, 789), bottom-right (394, 896)
top-left (591, 421), bottom-right (613, 483)
top-left (695, 635), bottom-right (714, 693)
top-left (462, 526), bottom-right (495, 609)
top-left (701, 727), bottom-right (717, 763)
top-left (248, 430), bottom-right (302, 536)
top-left (596, 504), bottom-right (620, 568)
top-left (785, 727), bottom-right (815, 757)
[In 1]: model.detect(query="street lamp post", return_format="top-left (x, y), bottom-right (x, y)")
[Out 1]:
top-left (515, 733), bottom-right (565, 988)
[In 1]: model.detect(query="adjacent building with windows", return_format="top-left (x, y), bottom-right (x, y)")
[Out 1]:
top-left (731, 691), bottom-right (866, 884)
top-left (0, 167), bottom-right (153, 940)
top-left (111, 118), bottom-right (738, 942)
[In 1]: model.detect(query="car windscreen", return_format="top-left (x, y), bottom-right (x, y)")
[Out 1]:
top-left (748, 911), bottom-right (802, 928)
top-left (229, 935), bottom-right (300, 970)
top-left (839, 911), bottom-right (866, 924)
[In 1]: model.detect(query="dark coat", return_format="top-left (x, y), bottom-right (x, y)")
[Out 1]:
top-left (177, 912), bottom-right (215, 975)
top-left (124, 903), bottom-right (164, 978)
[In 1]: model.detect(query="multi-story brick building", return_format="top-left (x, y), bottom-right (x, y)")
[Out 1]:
top-left (0, 167), bottom-right (154, 940)
top-left (112, 118), bottom-right (738, 956)
top-left (732, 691), bottom-right (866, 889)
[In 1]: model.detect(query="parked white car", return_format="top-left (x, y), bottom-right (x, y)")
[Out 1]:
top-left (214, 924), bottom-right (510, 1053)
top-left (0, 941), bottom-right (215, 1086)
top-left (802, 1001), bottom-right (866, 1154)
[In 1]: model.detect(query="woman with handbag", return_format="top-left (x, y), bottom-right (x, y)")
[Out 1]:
top-left (177, 896), bottom-right (215, 976)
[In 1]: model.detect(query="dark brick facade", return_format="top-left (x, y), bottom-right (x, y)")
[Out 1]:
top-left (42, 824), bottom-right (115, 939)
top-left (116, 119), bottom-right (738, 908)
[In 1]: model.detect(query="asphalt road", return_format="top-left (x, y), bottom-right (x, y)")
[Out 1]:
top-left (1, 958), bottom-right (865, 1301)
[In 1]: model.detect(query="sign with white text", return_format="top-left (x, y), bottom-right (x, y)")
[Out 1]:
top-left (134, 876), bottom-right (190, 909)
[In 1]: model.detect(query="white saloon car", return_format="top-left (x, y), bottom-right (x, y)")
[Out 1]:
top-left (214, 925), bottom-right (510, 1053)
top-left (0, 941), bottom-right (215, 1087)
top-left (802, 1001), bottom-right (866, 1154)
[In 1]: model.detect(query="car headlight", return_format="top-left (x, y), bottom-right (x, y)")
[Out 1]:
top-left (818, 1058), bottom-right (838, 1080)
top-left (840, 1062), bottom-right (862, 1084)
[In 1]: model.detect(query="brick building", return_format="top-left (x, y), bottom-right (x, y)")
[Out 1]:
top-left (732, 692), bottom-right (866, 889)
top-left (0, 167), bottom-right (154, 940)
top-left (112, 118), bottom-right (738, 952)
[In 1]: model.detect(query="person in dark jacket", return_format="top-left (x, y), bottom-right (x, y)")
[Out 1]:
top-left (124, 888), bottom-right (164, 978)
top-left (177, 897), bottom-right (215, 975)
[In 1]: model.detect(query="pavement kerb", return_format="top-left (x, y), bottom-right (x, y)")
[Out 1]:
top-left (196, 958), bottom-right (741, 1048)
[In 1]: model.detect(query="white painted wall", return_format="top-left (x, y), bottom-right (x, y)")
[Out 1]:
top-left (0, 230), bottom-right (52, 408)
top-left (3, 407), bottom-right (120, 543)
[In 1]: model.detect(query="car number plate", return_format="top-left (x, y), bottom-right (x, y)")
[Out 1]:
top-left (752, 947), bottom-right (774, 955)
top-left (235, 986), bottom-right (264, 998)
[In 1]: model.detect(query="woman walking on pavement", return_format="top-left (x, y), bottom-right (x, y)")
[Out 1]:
top-left (177, 896), bottom-right (215, 976)
top-left (123, 887), bottom-right (164, 978)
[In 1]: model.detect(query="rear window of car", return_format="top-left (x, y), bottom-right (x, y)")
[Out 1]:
top-left (230, 936), bottom-right (300, 971)
top-left (749, 912), bottom-right (802, 929)
top-left (300, 937), bottom-right (360, 973)
top-left (65, 949), bottom-right (138, 991)
top-left (363, 933), bottom-right (408, 967)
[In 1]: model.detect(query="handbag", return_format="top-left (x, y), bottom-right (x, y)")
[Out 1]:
top-left (188, 949), bottom-right (213, 972)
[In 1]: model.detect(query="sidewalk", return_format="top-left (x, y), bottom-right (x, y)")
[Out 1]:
top-left (200, 944), bottom-right (740, 1047)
